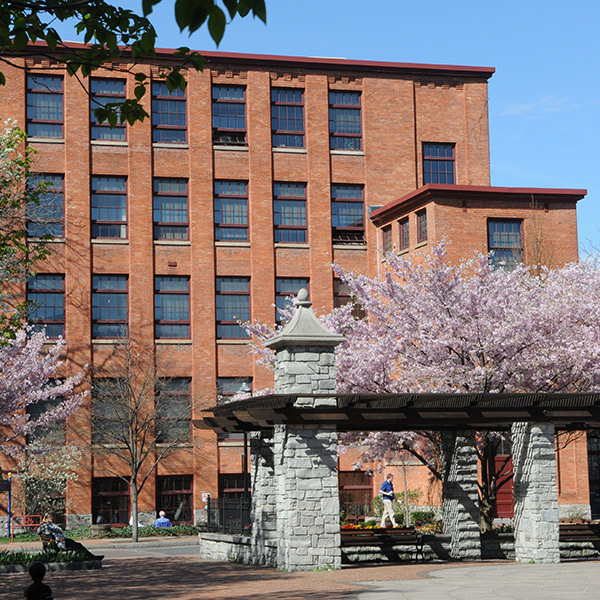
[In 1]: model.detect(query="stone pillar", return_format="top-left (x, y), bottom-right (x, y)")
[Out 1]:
top-left (512, 421), bottom-right (560, 563)
top-left (262, 289), bottom-right (345, 571)
top-left (442, 430), bottom-right (481, 560)
top-left (250, 431), bottom-right (277, 566)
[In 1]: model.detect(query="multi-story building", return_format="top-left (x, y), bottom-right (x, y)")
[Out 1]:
top-left (0, 43), bottom-right (590, 525)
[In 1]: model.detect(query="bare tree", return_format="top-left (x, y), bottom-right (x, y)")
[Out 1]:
top-left (74, 341), bottom-right (204, 542)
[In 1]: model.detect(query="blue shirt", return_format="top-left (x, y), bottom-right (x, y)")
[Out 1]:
top-left (154, 516), bottom-right (172, 527)
top-left (380, 480), bottom-right (395, 500)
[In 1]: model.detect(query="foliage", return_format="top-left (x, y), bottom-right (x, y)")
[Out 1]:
top-left (104, 524), bottom-right (199, 538)
top-left (0, 1), bottom-right (266, 125)
top-left (410, 511), bottom-right (436, 525)
top-left (247, 242), bottom-right (600, 531)
top-left (14, 441), bottom-right (81, 517)
top-left (0, 549), bottom-right (89, 565)
top-left (0, 328), bottom-right (86, 457)
top-left (0, 121), bottom-right (54, 336)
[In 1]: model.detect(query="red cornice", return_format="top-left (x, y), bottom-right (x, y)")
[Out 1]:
top-left (23, 41), bottom-right (495, 79)
top-left (370, 184), bottom-right (588, 225)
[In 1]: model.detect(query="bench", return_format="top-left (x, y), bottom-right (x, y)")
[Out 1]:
top-left (559, 523), bottom-right (600, 543)
top-left (340, 527), bottom-right (425, 562)
top-left (39, 532), bottom-right (60, 552)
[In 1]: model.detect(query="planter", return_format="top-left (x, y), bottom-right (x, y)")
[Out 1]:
top-left (90, 523), bottom-right (111, 537)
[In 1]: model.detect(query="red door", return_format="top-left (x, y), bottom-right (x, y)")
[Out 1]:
top-left (492, 455), bottom-right (514, 518)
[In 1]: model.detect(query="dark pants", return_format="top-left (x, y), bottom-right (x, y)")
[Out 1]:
top-left (64, 538), bottom-right (97, 559)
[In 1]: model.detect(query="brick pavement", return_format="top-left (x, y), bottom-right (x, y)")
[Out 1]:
top-left (0, 553), bottom-right (481, 600)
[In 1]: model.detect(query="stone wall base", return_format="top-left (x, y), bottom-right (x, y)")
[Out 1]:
top-left (558, 504), bottom-right (592, 521)
top-left (199, 533), bottom-right (277, 568)
top-left (65, 513), bottom-right (92, 529)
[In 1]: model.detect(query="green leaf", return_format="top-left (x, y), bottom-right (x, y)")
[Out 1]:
top-left (142, 0), bottom-right (162, 16)
top-left (208, 6), bottom-right (226, 46)
top-left (134, 73), bottom-right (147, 82)
top-left (0, 72), bottom-right (5, 87)
top-left (134, 84), bottom-right (146, 101)
top-left (174, 0), bottom-right (197, 32)
top-left (223, 0), bottom-right (238, 19)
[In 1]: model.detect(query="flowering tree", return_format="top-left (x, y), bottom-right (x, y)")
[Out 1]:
top-left (247, 243), bottom-right (600, 531)
top-left (0, 328), bottom-right (85, 457)
top-left (0, 120), bottom-right (53, 336)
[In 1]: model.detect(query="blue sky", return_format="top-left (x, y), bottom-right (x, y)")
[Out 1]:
top-left (56, 1), bottom-right (600, 252)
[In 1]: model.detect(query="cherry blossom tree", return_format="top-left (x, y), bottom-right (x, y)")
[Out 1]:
top-left (0, 328), bottom-right (85, 457)
top-left (246, 243), bottom-right (600, 530)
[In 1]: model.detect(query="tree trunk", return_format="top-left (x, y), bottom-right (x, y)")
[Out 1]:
top-left (131, 484), bottom-right (138, 542)
top-left (479, 492), bottom-right (496, 533)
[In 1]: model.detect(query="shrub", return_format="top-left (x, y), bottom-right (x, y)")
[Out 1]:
top-left (410, 511), bottom-right (436, 525)
top-left (0, 549), bottom-right (89, 565)
top-left (104, 524), bottom-right (198, 538)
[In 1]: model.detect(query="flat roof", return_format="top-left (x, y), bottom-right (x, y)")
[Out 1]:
top-left (25, 41), bottom-right (495, 79)
top-left (195, 392), bottom-right (600, 433)
top-left (370, 184), bottom-right (588, 226)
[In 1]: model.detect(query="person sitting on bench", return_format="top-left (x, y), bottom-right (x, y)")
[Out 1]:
top-left (37, 513), bottom-right (104, 561)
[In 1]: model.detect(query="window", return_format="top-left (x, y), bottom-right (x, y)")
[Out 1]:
top-left (276, 277), bottom-right (309, 322)
top-left (27, 274), bottom-right (65, 338)
top-left (271, 88), bottom-right (304, 148)
top-left (27, 174), bottom-right (64, 237)
top-left (214, 181), bottom-right (248, 241)
top-left (217, 377), bottom-right (252, 403)
top-left (416, 209), bottom-right (427, 243)
top-left (153, 179), bottom-right (189, 240)
top-left (273, 182), bottom-right (307, 243)
top-left (212, 85), bottom-right (246, 146)
top-left (91, 378), bottom-right (126, 444)
top-left (152, 82), bottom-right (186, 143)
top-left (216, 277), bottom-right (250, 339)
top-left (92, 477), bottom-right (129, 525)
top-left (334, 278), bottom-right (366, 320)
top-left (90, 78), bottom-right (126, 141)
top-left (27, 384), bottom-right (66, 444)
top-left (92, 275), bottom-right (128, 338)
top-left (156, 378), bottom-right (191, 442)
top-left (154, 276), bottom-right (190, 339)
top-left (488, 219), bottom-right (522, 270)
top-left (332, 184), bottom-right (365, 244)
top-left (399, 217), bottom-right (410, 250)
top-left (157, 476), bottom-right (193, 523)
top-left (91, 176), bottom-right (127, 239)
top-left (382, 225), bottom-right (392, 254)
top-left (329, 91), bottom-right (361, 150)
top-left (219, 474), bottom-right (250, 498)
top-left (217, 377), bottom-right (251, 440)
top-left (423, 142), bottom-right (455, 184)
top-left (26, 75), bottom-right (63, 138)
top-left (339, 471), bottom-right (373, 519)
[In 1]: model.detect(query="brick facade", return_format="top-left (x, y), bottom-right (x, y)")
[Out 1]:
top-left (0, 46), bottom-right (589, 524)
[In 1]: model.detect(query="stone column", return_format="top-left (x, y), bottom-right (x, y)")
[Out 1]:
top-left (263, 289), bottom-right (345, 571)
top-left (512, 421), bottom-right (560, 563)
top-left (442, 430), bottom-right (481, 560)
top-left (250, 431), bottom-right (277, 566)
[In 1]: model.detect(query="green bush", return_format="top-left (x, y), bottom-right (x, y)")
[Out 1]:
top-left (364, 519), bottom-right (378, 528)
top-left (104, 524), bottom-right (198, 538)
top-left (410, 510), bottom-right (436, 525)
top-left (0, 549), bottom-right (89, 565)
top-left (393, 513), bottom-right (406, 527)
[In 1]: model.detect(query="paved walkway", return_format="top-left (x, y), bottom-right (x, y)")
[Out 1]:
top-left (1, 537), bottom-right (599, 599)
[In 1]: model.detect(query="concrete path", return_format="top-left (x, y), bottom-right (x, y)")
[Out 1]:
top-left (357, 562), bottom-right (600, 599)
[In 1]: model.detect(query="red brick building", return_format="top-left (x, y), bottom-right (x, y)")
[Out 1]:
top-left (0, 45), bottom-right (591, 526)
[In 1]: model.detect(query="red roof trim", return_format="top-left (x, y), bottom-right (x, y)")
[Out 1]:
top-left (25, 41), bottom-right (495, 78)
top-left (370, 184), bottom-right (587, 224)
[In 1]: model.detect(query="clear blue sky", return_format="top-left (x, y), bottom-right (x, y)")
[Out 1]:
top-left (56, 1), bottom-right (600, 253)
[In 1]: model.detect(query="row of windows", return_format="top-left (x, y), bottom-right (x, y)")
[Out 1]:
top-left (27, 75), bottom-right (363, 151)
top-left (26, 74), bottom-right (458, 181)
top-left (28, 275), bottom-right (358, 340)
top-left (27, 176), bottom-right (367, 244)
top-left (381, 214), bottom-right (523, 270)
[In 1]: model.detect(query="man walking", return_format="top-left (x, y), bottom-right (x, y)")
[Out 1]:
top-left (379, 473), bottom-right (398, 528)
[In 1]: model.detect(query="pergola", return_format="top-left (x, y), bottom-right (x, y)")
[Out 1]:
top-left (198, 391), bottom-right (600, 433)
top-left (196, 289), bottom-right (583, 570)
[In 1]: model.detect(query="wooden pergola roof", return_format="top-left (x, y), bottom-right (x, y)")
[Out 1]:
top-left (194, 392), bottom-right (600, 433)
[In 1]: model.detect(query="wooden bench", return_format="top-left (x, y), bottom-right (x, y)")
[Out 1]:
top-left (559, 523), bottom-right (600, 543)
top-left (340, 527), bottom-right (425, 561)
top-left (39, 532), bottom-right (60, 552)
